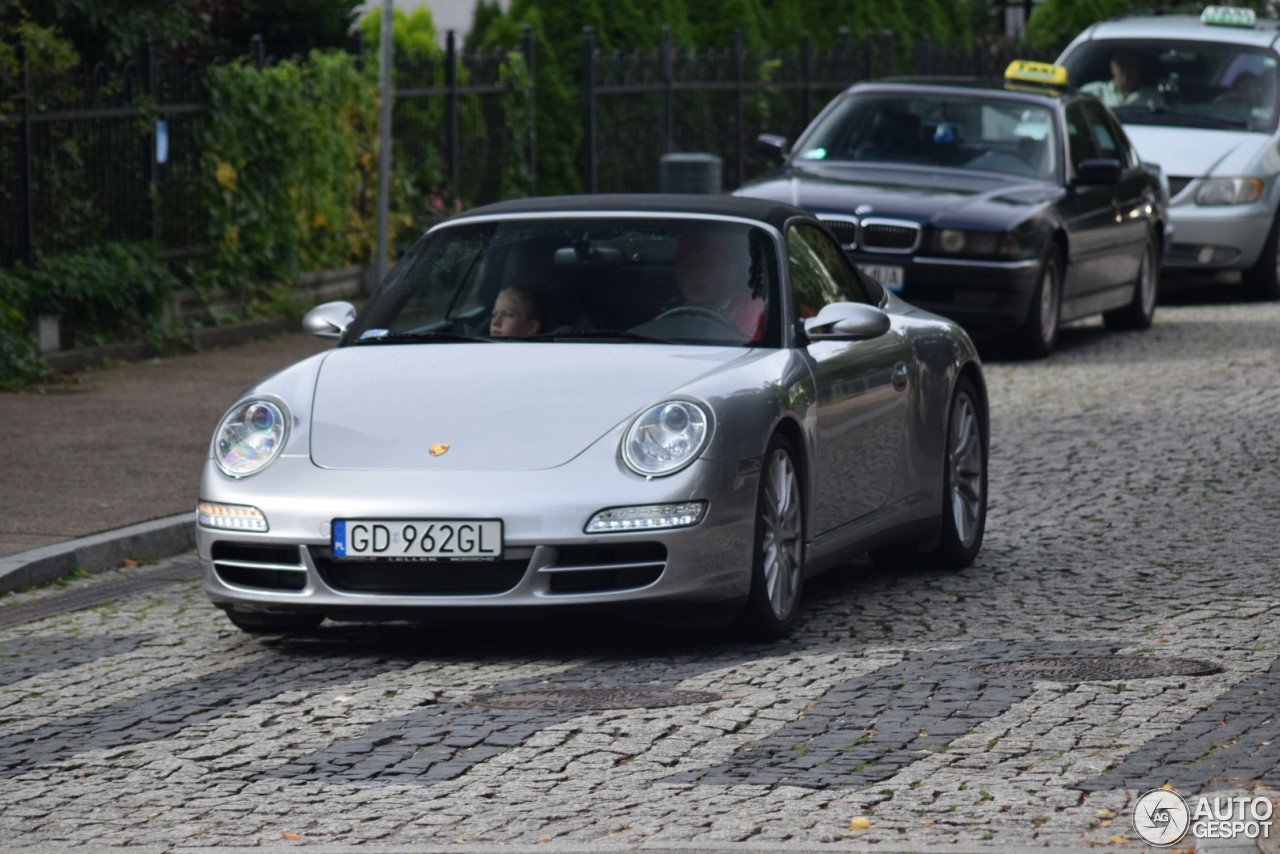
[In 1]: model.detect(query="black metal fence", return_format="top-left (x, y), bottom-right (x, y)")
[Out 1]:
top-left (1, 25), bottom-right (1040, 270)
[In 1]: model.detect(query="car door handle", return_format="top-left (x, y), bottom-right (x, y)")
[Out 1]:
top-left (891, 362), bottom-right (909, 391)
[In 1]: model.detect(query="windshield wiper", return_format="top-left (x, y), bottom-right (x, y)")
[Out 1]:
top-left (1114, 106), bottom-right (1249, 130)
top-left (549, 328), bottom-right (675, 344)
top-left (355, 330), bottom-right (492, 344)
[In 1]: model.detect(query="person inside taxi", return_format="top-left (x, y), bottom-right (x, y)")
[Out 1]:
top-left (673, 233), bottom-right (765, 339)
top-left (1082, 50), bottom-right (1165, 109)
top-left (489, 286), bottom-right (551, 338)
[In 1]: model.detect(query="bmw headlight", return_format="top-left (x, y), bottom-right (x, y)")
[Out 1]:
top-left (213, 398), bottom-right (289, 477)
top-left (932, 229), bottom-right (1027, 258)
top-left (622, 400), bottom-right (711, 477)
top-left (1195, 177), bottom-right (1264, 205)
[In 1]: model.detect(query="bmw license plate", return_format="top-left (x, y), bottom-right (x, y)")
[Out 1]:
top-left (332, 519), bottom-right (503, 562)
top-left (858, 263), bottom-right (904, 292)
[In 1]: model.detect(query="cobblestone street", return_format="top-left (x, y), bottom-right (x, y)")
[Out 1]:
top-left (1, 297), bottom-right (1277, 851)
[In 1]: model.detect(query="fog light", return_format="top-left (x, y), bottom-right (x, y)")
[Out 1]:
top-left (586, 502), bottom-right (707, 533)
top-left (198, 502), bottom-right (269, 532)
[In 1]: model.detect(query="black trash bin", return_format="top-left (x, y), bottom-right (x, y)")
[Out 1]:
top-left (659, 152), bottom-right (722, 194)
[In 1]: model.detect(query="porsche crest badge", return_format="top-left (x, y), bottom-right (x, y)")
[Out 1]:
top-left (429, 443), bottom-right (450, 457)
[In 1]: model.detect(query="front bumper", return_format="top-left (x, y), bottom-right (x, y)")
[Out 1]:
top-left (855, 251), bottom-right (1042, 333)
top-left (197, 453), bottom-right (758, 620)
top-left (1162, 199), bottom-right (1273, 271)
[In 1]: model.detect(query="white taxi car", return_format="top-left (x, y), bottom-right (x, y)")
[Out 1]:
top-left (1058, 6), bottom-right (1280, 300)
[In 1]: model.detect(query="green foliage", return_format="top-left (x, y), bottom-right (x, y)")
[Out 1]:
top-left (0, 269), bottom-right (44, 390)
top-left (210, 0), bottom-right (363, 57)
top-left (1022, 0), bottom-right (1131, 53)
top-left (200, 51), bottom-right (378, 290)
top-left (0, 0), bottom-right (198, 64)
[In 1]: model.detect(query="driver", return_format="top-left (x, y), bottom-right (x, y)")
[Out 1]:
top-left (673, 233), bottom-right (765, 339)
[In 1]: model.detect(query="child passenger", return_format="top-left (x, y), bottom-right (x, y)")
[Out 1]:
top-left (489, 286), bottom-right (551, 338)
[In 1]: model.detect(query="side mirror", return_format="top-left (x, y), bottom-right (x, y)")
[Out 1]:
top-left (757, 133), bottom-right (789, 163)
top-left (1075, 158), bottom-right (1122, 186)
top-left (803, 302), bottom-right (891, 342)
top-left (302, 301), bottom-right (357, 339)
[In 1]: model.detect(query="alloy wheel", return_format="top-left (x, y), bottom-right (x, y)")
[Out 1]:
top-left (760, 446), bottom-right (803, 620)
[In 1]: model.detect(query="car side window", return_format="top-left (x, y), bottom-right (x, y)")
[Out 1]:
top-left (786, 223), bottom-right (872, 319)
top-left (1082, 101), bottom-right (1133, 166)
top-left (1065, 102), bottom-right (1099, 171)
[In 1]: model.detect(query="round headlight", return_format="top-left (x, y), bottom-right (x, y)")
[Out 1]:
top-left (939, 229), bottom-right (966, 253)
top-left (213, 398), bottom-right (289, 477)
top-left (623, 400), bottom-right (711, 477)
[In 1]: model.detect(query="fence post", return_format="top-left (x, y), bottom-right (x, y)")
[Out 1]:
top-left (864, 31), bottom-right (876, 80)
top-left (251, 34), bottom-right (265, 68)
top-left (836, 27), bottom-right (851, 83)
top-left (882, 30), bottom-right (896, 77)
top-left (17, 41), bottom-right (35, 267)
top-left (918, 35), bottom-right (931, 77)
top-left (521, 25), bottom-right (537, 196)
top-left (144, 41), bottom-right (160, 245)
top-left (733, 28), bottom-right (745, 191)
top-left (801, 32), bottom-right (812, 126)
top-left (582, 26), bottom-right (597, 194)
top-left (445, 31), bottom-right (460, 198)
top-left (662, 26), bottom-right (674, 155)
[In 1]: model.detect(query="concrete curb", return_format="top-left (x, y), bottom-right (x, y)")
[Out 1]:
top-left (0, 512), bottom-right (195, 595)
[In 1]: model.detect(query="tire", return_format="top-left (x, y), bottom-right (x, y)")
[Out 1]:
top-left (224, 609), bottom-right (324, 634)
top-left (869, 376), bottom-right (987, 573)
top-left (1242, 213), bottom-right (1280, 301)
top-left (1103, 235), bottom-right (1158, 330)
top-left (736, 434), bottom-right (806, 641)
top-left (1012, 245), bottom-right (1062, 358)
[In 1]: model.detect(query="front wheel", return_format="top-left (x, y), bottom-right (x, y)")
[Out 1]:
top-left (736, 434), bottom-right (805, 640)
top-left (1012, 246), bottom-right (1062, 358)
top-left (1104, 236), bottom-right (1158, 330)
top-left (929, 376), bottom-right (989, 570)
top-left (1242, 213), bottom-right (1280, 301)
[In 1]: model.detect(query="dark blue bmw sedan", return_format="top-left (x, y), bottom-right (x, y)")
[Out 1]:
top-left (735, 62), bottom-right (1168, 357)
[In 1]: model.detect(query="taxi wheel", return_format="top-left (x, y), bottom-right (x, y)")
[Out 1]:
top-left (1104, 235), bottom-right (1158, 330)
top-left (225, 609), bottom-right (324, 634)
top-left (1243, 214), bottom-right (1280, 301)
top-left (736, 434), bottom-right (805, 641)
top-left (1013, 246), bottom-right (1062, 358)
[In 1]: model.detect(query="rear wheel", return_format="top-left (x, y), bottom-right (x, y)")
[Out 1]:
top-left (1243, 213), bottom-right (1280, 301)
top-left (1012, 246), bottom-right (1062, 358)
top-left (737, 434), bottom-right (805, 640)
top-left (1104, 235), bottom-right (1158, 330)
top-left (224, 609), bottom-right (323, 634)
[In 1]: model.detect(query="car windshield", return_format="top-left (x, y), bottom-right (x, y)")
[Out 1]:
top-left (345, 216), bottom-right (781, 348)
top-left (1060, 39), bottom-right (1280, 133)
top-left (793, 91), bottom-right (1058, 180)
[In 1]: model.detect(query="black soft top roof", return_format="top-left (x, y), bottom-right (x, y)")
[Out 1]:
top-left (449, 193), bottom-right (813, 231)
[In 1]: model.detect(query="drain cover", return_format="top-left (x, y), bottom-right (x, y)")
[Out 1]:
top-left (469, 687), bottom-right (720, 711)
top-left (974, 655), bottom-right (1221, 681)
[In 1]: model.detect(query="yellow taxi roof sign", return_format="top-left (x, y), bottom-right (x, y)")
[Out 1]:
top-left (1004, 60), bottom-right (1069, 88)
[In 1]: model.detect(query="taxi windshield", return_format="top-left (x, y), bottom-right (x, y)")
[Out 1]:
top-left (794, 91), bottom-right (1058, 180)
top-left (1060, 39), bottom-right (1280, 133)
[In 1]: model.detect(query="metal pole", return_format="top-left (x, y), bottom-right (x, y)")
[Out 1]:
top-left (445, 31), bottom-right (459, 197)
top-left (801, 32), bottom-right (812, 128)
top-left (17, 42), bottom-right (34, 266)
top-left (733, 29), bottom-right (745, 190)
top-left (582, 27), bottom-right (596, 194)
top-left (522, 25), bottom-right (537, 196)
top-left (662, 27), bottom-right (674, 154)
top-left (374, 0), bottom-right (393, 290)
top-left (145, 41), bottom-right (160, 246)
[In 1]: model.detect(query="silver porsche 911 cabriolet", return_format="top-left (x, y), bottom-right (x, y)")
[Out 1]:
top-left (198, 194), bottom-right (988, 639)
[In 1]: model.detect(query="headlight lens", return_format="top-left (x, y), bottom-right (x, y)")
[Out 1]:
top-left (932, 229), bottom-right (1025, 257)
top-left (622, 400), bottom-right (711, 476)
top-left (1195, 177), bottom-right (1264, 205)
top-left (213, 398), bottom-right (289, 477)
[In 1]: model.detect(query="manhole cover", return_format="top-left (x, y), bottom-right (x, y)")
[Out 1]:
top-left (973, 656), bottom-right (1221, 681)
top-left (469, 687), bottom-right (721, 711)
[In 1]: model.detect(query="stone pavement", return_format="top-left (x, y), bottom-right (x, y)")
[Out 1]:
top-left (0, 288), bottom-right (1277, 852)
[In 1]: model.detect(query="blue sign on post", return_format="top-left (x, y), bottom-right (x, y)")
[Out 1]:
top-left (155, 120), bottom-right (169, 164)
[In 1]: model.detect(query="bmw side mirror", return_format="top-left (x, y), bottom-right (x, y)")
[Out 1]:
top-left (803, 302), bottom-right (891, 342)
top-left (302, 300), bottom-right (357, 339)
top-left (1074, 158), bottom-right (1122, 186)
top-left (757, 133), bottom-right (789, 163)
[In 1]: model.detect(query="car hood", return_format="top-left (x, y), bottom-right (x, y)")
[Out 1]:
top-left (737, 164), bottom-right (1052, 228)
top-left (1122, 126), bottom-right (1271, 177)
top-left (308, 343), bottom-right (748, 471)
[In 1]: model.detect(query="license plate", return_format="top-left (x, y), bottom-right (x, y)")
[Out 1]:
top-left (332, 519), bottom-right (503, 562)
top-left (858, 263), bottom-right (904, 292)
